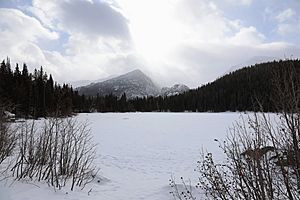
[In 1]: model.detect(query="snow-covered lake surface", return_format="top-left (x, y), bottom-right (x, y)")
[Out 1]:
top-left (0, 112), bottom-right (242, 200)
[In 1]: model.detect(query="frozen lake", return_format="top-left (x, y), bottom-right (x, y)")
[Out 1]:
top-left (81, 112), bottom-right (241, 200)
top-left (1, 112), bottom-right (242, 200)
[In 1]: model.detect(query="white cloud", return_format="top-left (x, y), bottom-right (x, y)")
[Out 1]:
top-left (228, 26), bottom-right (265, 46)
top-left (174, 0), bottom-right (234, 42)
top-left (225, 0), bottom-right (253, 6)
top-left (241, 0), bottom-right (252, 6)
top-left (276, 8), bottom-right (295, 23)
top-left (277, 23), bottom-right (296, 35)
top-left (0, 8), bottom-right (58, 72)
top-left (26, 6), bottom-right (55, 29)
top-left (274, 8), bottom-right (299, 36)
top-left (0, 8), bottom-right (58, 42)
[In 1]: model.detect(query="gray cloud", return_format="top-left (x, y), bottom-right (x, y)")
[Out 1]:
top-left (31, 0), bottom-right (130, 41)
top-left (58, 0), bottom-right (130, 40)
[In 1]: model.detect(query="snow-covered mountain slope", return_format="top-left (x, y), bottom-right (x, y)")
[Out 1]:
top-left (77, 69), bottom-right (161, 99)
top-left (160, 84), bottom-right (189, 96)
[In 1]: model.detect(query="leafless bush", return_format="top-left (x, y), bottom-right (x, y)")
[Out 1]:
top-left (0, 106), bottom-right (17, 166)
top-left (9, 117), bottom-right (99, 190)
top-left (169, 175), bottom-right (196, 200)
top-left (197, 113), bottom-right (300, 200)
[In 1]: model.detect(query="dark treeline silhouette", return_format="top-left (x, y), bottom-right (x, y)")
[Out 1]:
top-left (0, 58), bottom-right (89, 117)
top-left (1, 58), bottom-right (300, 116)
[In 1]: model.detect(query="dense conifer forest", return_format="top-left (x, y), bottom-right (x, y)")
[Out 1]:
top-left (1, 58), bottom-right (299, 117)
top-left (166, 59), bottom-right (300, 112)
top-left (0, 58), bottom-right (87, 117)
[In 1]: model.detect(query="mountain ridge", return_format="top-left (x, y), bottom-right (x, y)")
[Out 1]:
top-left (77, 69), bottom-right (160, 99)
top-left (77, 69), bottom-right (189, 98)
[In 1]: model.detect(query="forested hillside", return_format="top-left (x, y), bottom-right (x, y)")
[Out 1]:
top-left (0, 58), bottom-right (88, 117)
top-left (1, 58), bottom-right (299, 115)
top-left (126, 59), bottom-right (300, 112)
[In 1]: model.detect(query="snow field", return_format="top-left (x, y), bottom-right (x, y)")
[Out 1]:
top-left (0, 112), bottom-right (242, 200)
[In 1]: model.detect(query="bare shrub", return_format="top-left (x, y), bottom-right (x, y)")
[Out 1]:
top-left (9, 117), bottom-right (98, 190)
top-left (0, 106), bottom-right (16, 166)
top-left (169, 175), bottom-right (196, 200)
top-left (197, 113), bottom-right (300, 200)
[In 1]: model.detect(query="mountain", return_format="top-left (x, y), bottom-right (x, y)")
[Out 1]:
top-left (77, 69), bottom-right (161, 99)
top-left (160, 84), bottom-right (189, 96)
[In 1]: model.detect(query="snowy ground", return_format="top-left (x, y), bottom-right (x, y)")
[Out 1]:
top-left (0, 112), bottom-right (243, 200)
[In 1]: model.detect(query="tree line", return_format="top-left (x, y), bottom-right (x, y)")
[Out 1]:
top-left (92, 59), bottom-right (300, 113)
top-left (0, 58), bottom-right (84, 117)
top-left (1, 58), bottom-right (300, 117)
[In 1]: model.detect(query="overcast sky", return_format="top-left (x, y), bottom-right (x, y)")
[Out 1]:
top-left (0, 0), bottom-right (300, 87)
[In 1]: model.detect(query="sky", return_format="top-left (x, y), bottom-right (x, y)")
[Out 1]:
top-left (0, 0), bottom-right (300, 88)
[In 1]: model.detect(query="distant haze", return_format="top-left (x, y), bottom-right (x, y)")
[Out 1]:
top-left (1, 0), bottom-right (300, 87)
